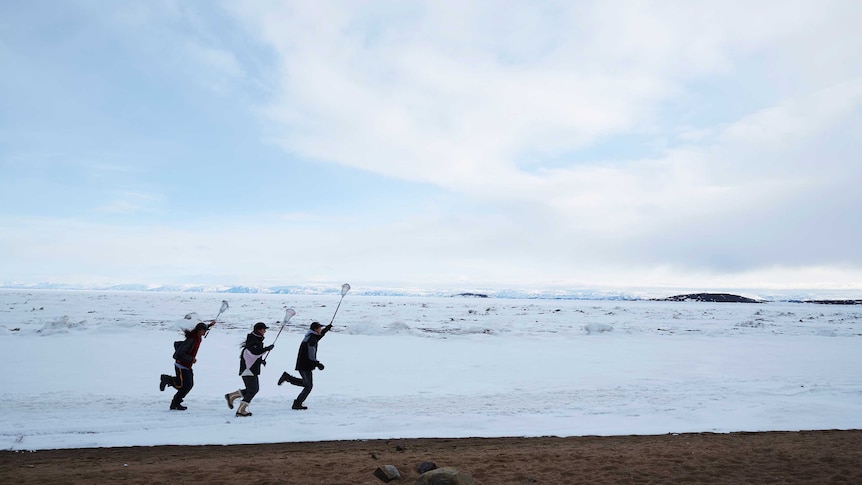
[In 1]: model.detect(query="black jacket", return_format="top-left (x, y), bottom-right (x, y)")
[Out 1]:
top-left (295, 325), bottom-right (331, 371)
top-left (238, 331), bottom-right (269, 376)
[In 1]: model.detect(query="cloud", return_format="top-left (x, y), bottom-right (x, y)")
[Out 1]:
top-left (235, 2), bottom-right (668, 187)
top-left (3, 1), bottom-right (861, 290)
top-left (4, 211), bottom-right (861, 290)
top-left (222, 1), bottom-right (862, 280)
top-left (228, 1), bottom-right (859, 191)
top-left (231, 1), bottom-right (855, 183)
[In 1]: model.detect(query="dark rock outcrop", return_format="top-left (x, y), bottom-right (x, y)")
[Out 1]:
top-left (803, 299), bottom-right (862, 305)
top-left (655, 293), bottom-right (761, 303)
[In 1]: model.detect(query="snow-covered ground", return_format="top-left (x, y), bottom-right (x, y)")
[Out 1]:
top-left (1, 289), bottom-right (860, 451)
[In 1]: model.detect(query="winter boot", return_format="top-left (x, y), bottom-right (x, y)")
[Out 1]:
top-left (159, 374), bottom-right (173, 392)
top-left (292, 400), bottom-right (307, 410)
top-left (235, 401), bottom-right (252, 417)
top-left (170, 401), bottom-right (187, 411)
top-left (279, 372), bottom-right (304, 386)
top-left (225, 390), bottom-right (242, 409)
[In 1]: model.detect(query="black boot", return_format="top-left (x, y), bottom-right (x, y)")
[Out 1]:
top-left (160, 374), bottom-right (172, 392)
top-left (170, 401), bottom-right (187, 411)
top-left (279, 372), bottom-right (304, 386)
top-left (292, 400), bottom-right (307, 410)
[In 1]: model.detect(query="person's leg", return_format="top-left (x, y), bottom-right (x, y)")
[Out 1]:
top-left (241, 375), bottom-right (259, 402)
top-left (170, 366), bottom-right (185, 408)
top-left (171, 368), bottom-right (193, 410)
top-left (169, 366), bottom-right (182, 388)
top-left (278, 371), bottom-right (304, 386)
top-left (293, 370), bottom-right (313, 409)
top-left (225, 387), bottom-right (243, 409)
top-left (237, 375), bottom-right (259, 417)
top-left (160, 373), bottom-right (173, 391)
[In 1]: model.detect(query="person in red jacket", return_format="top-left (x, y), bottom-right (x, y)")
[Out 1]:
top-left (160, 320), bottom-right (213, 410)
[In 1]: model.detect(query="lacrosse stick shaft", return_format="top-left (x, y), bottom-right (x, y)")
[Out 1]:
top-left (263, 309), bottom-right (295, 361)
top-left (328, 297), bottom-right (345, 326)
top-left (205, 300), bottom-right (229, 338)
top-left (328, 283), bottom-right (351, 326)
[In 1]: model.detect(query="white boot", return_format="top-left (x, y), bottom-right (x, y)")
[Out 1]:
top-left (225, 390), bottom-right (242, 409)
top-left (236, 401), bottom-right (252, 417)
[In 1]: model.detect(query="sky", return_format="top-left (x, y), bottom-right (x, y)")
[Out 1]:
top-left (2, 1), bottom-right (861, 292)
top-left (2, 290), bottom-right (861, 450)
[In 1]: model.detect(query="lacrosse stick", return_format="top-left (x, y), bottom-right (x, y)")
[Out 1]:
top-left (263, 307), bottom-right (296, 362)
top-left (205, 300), bottom-right (229, 337)
top-left (328, 283), bottom-right (351, 326)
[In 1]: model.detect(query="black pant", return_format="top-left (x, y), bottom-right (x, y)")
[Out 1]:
top-left (241, 375), bottom-right (260, 403)
top-left (295, 369), bottom-right (314, 404)
top-left (171, 366), bottom-right (194, 405)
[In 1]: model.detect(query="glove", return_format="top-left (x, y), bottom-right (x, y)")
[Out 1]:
top-left (316, 362), bottom-right (325, 371)
top-left (264, 345), bottom-right (274, 351)
top-left (261, 360), bottom-right (267, 366)
top-left (324, 324), bottom-right (333, 331)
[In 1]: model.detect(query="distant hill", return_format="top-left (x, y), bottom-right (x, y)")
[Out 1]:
top-left (1, 282), bottom-right (857, 303)
top-left (802, 299), bottom-right (862, 305)
top-left (655, 293), bottom-right (762, 303)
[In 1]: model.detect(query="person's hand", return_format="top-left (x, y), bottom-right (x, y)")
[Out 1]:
top-left (316, 362), bottom-right (325, 371)
top-left (208, 320), bottom-right (216, 327)
top-left (264, 344), bottom-right (274, 351)
top-left (262, 360), bottom-right (267, 366)
top-left (325, 324), bottom-right (333, 331)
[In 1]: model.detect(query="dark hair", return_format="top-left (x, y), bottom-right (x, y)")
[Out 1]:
top-left (310, 321), bottom-right (322, 330)
top-left (184, 322), bottom-right (208, 338)
top-left (254, 322), bottom-right (268, 332)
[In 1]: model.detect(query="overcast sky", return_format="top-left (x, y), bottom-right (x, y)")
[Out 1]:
top-left (2, 1), bottom-right (861, 292)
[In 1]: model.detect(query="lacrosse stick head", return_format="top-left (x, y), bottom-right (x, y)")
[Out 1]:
top-left (213, 300), bottom-right (229, 321)
top-left (341, 283), bottom-right (351, 297)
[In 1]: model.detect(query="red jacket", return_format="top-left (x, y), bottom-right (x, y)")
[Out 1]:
top-left (173, 334), bottom-right (202, 368)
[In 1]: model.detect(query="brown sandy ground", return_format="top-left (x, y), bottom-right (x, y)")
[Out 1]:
top-left (2, 430), bottom-right (861, 484)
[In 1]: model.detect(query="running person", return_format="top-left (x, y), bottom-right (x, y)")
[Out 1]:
top-left (278, 321), bottom-right (332, 410)
top-left (160, 320), bottom-right (214, 411)
top-left (225, 322), bottom-right (274, 417)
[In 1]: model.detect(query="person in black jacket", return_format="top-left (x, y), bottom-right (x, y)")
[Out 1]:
top-left (225, 322), bottom-right (274, 417)
top-left (277, 321), bottom-right (331, 410)
top-left (160, 320), bottom-right (214, 410)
